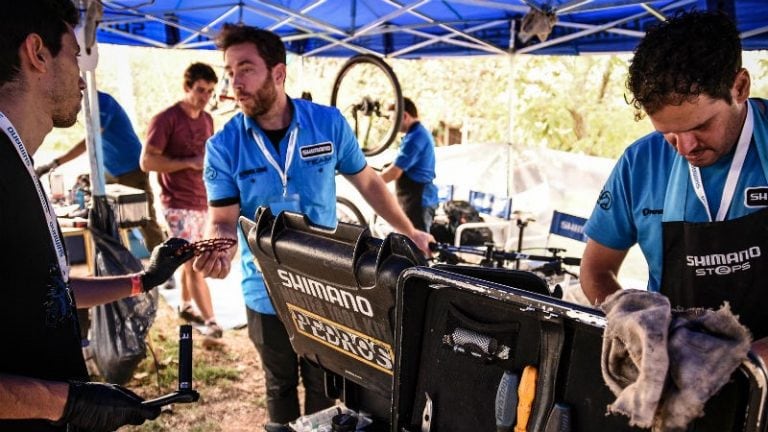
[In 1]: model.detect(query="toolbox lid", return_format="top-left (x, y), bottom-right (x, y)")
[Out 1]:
top-left (240, 207), bottom-right (425, 398)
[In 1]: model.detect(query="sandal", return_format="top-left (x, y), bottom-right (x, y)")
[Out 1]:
top-left (178, 304), bottom-right (205, 325)
top-left (205, 320), bottom-right (223, 339)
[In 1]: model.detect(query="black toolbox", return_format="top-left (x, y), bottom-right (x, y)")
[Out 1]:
top-left (241, 208), bottom-right (425, 427)
top-left (240, 209), bottom-right (768, 431)
top-left (392, 265), bottom-right (768, 432)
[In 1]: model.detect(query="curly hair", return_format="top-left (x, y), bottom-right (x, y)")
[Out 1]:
top-left (0, 0), bottom-right (79, 85)
top-left (627, 12), bottom-right (742, 118)
top-left (215, 24), bottom-right (286, 70)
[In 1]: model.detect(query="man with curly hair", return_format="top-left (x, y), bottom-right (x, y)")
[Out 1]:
top-left (581, 12), bottom-right (768, 338)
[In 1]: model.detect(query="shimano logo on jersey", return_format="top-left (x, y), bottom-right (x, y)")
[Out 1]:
top-left (745, 187), bottom-right (768, 207)
top-left (686, 246), bottom-right (761, 277)
top-left (277, 269), bottom-right (373, 317)
top-left (597, 189), bottom-right (612, 210)
top-left (288, 304), bottom-right (394, 374)
top-left (300, 142), bottom-right (333, 159)
top-left (642, 208), bottom-right (663, 216)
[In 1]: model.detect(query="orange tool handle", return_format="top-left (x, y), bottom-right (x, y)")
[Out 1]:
top-left (514, 365), bottom-right (538, 432)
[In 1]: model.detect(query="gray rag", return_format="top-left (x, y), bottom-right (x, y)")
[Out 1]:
top-left (600, 289), bottom-right (751, 431)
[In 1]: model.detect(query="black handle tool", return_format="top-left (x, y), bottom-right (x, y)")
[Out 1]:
top-left (142, 325), bottom-right (201, 408)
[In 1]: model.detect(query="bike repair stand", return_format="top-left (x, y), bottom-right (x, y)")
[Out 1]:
top-left (480, 242), bottom-right (504, 268)
top-left (143, 325), bottom-right (200, 408)
top-left (514, 212), bottom-right (536, 269)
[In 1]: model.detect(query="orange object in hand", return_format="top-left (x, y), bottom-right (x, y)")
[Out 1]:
top-left (514, 365), bottom-right (538, 432)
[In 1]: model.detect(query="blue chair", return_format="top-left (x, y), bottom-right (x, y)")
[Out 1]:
top-left (437, 184), bottom-right (455, 203)
top-left (548, 210), bottom-right (588, 244)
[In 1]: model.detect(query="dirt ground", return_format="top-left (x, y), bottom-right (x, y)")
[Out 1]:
top-left (120, 297), bottom-right (269, 432)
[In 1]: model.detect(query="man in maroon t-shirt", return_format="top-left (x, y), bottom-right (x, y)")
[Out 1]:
top-left (141, 62), bottom-right (222, 338)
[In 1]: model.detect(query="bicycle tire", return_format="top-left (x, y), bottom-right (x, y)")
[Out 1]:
top-left (336, 196), bottom-right (367, 226)
top-left (330, 54), bottom-right (403, 156)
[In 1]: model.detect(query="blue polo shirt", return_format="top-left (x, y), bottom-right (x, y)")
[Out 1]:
top-left (585, 98), bottom-right (768, 291)
top-left (204, 98), bottom-right (367, 314)
top-left (97, 92), bottom-right (142, 177)
top-left (394, 121), bottom-right (438, 207)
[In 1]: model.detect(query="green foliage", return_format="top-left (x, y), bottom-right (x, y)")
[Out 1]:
top-left (508, 54), bottom-right (654, 158)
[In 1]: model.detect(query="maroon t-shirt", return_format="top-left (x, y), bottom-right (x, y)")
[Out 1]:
top-left (146, 103), bottom-right (212, 210)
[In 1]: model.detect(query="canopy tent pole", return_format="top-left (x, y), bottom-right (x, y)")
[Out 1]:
top-left (82, 70), bottom-right (106, 197)
top-left (507, 19), bottom-right (517, 199)
top-left (75, 0), bottom-right (107, 197)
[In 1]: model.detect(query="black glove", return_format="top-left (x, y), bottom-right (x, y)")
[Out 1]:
top-left (140, 237), bottom-right (195, 290)
top-left (55, 381), bottom-right (160, 432)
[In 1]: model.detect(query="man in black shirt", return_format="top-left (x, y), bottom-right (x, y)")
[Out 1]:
top-left (0, 2), bottom-right (193, 431)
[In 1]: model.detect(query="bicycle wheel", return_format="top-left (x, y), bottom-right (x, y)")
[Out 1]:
top-left (336, 196), bottom-right (367, 226)
top-left (331, 54), bottom-right (403, 156)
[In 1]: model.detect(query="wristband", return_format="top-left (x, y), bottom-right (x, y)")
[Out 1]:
top-left (130, 274), bottom-right (143, 297)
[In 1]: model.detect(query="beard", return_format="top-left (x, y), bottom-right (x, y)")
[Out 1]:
top-left (49, 74), bottom-right (82, 128)
top-left (240, 73), bottom-right (278, 118)
top-left (52, 108), bottom-right (80, 128)
top-left (51, 98), bottom-right (81, 128)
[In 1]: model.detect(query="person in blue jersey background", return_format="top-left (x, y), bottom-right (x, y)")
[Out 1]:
top-left (380, 97), bottom-right (438, 232)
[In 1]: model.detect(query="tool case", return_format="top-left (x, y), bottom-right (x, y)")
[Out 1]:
top-left (240, 208), bottom-right (768, 432)
top-left (392, 265), bottom-right (768, 432)
top-left (241, 208), bottom-right (425, 427)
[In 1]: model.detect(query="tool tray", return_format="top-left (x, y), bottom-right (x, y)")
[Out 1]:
top-left (392, 265), bottom-right (768, 432)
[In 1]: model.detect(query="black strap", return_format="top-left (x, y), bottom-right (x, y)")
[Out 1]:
top-left (529, 317), bottom-right (564, 432)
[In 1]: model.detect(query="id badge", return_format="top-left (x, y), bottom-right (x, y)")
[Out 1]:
top-left (268, 193), bottom-right (301, 215)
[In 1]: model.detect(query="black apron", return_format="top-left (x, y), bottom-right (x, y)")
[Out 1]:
top-left (396, 173), bottom-right (427, 231)
top-left (661, 207), bottom-right (768, 338)
top-left (660, 99), bottom-right (768, 339)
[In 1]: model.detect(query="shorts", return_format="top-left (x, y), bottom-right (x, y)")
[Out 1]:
top-left (162, 208), bottom-right (207, 242)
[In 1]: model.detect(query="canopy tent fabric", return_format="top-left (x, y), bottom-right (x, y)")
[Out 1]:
top-left (94, 0), bottom-right (768, 58)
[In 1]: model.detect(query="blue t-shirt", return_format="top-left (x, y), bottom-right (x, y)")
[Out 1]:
top-left (204, 98), bottom-right (367, 314)
top-left (394, 122), bottom-right (438, 207)
top-left (97, 92), bottom-right (142, 177)
top-left (585, 99), bottom-right (768, 291)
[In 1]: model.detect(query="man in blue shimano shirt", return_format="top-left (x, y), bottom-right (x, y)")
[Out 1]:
top-left (380, 97), bottom-right (438, 231)
top-left (581, 12), bottom-right (768, 338)
top-left (36, 90), bottom-right (165, 250)
top-left (193, 24), bottom-right (433, 424)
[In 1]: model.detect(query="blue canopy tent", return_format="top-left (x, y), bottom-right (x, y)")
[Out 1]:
top-left (93, 0), bottom-right (768, 57)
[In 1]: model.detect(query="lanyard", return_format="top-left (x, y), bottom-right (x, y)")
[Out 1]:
top-left (251, 127), bottom-right (298, 197)
top-left (0, 111), bottom-right (69, 282)
top-left (688, 103), bottom-right (754, 222)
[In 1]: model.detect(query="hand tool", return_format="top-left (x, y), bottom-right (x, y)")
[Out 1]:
top-left (543, 403), bottom-right (571, 432)
top-left (514, 365), bottom-right (537, 432)
top-left (495, 371), bottom-right (519, 432)
top-left (142, 325), bottom-right (200, 408)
